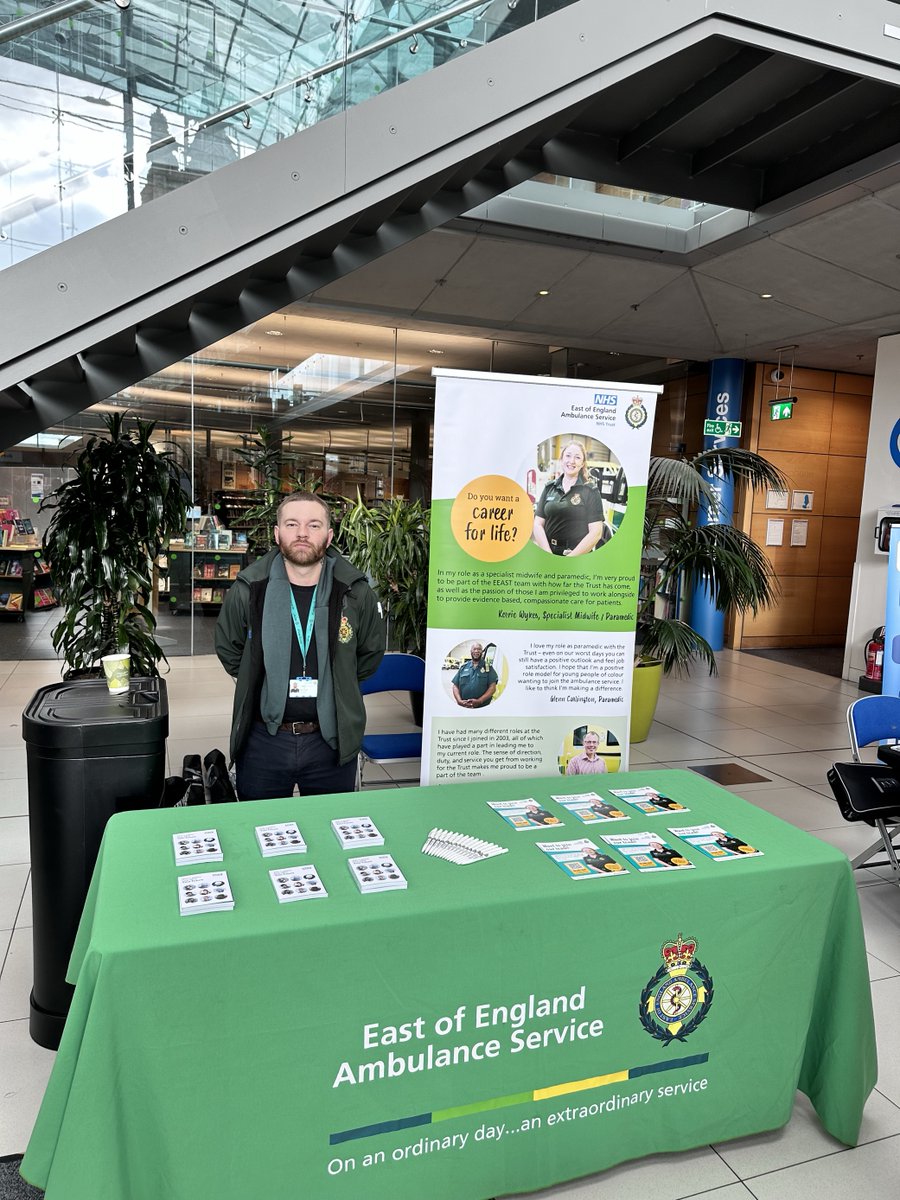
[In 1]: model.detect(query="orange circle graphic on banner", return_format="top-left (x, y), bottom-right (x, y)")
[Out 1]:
top-left (450, 475), bottom-right (533, 562)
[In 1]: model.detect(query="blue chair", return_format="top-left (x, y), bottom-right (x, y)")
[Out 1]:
top-left (357, 653), bottom-right (425, 789)
top-left (846, 695), bottom-right (900, 876)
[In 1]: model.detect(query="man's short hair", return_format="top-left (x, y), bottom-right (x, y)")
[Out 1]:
top-left (275, 492), bottom-right (332, 528)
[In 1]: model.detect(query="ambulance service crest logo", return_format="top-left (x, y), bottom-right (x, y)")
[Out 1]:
top-left (625, 396), bottom-right (648, 429)
top-left (338, 615), bottom-right (354, 644)
top-left (639, 934), bottom-right (714, 1045)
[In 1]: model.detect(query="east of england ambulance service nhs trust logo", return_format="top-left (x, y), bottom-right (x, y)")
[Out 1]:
top-left (625, 395), bottom-right (648, 428)
top-left (639, 934), bottom-right (714, 1046)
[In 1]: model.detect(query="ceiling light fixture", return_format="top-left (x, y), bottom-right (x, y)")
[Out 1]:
top-left (760, 293), bottom-right (773, 299)
top-left (537, 289), bottom-right (550, 296)
top-left (265, 329), bottom-right (284, 336)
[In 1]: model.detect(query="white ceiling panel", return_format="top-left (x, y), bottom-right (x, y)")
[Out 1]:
top-left (595, 275), bottom-right (721, 357)
top-left (509, 253), bottom-right (687, 338)
top-left (694, 238), bottom-right (900, 325)
top-left (693, 276), bottom-right (832, 350)
top-left (311, 230), bottom-right (477, 310)
top-left (415, 235), bottom-right (590, 323)
top-left (772, 195), bottom-right (900, 289)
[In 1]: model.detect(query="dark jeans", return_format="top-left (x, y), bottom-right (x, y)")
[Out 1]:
top-left (236, 722), bottom-right (357, 800)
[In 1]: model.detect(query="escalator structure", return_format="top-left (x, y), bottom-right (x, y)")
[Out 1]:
top-left (4, 0), bottom-right (900, 446)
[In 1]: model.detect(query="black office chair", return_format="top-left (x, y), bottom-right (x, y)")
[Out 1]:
top-left (839, 696), bottom-right (900, 878)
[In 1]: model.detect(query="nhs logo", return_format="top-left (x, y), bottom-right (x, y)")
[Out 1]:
top-left (593, 392), bottom-right (618, 407)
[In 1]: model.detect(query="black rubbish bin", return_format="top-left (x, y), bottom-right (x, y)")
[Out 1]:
top-left (23, 677), bottom-right (168, 1049)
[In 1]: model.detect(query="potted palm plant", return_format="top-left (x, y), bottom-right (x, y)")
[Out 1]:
top-left (335, 493), bottom-right (430, 658)
top-left (632, 447), bottom-right (787, 740)
top-left (41, 413), bottom-right (188, 678)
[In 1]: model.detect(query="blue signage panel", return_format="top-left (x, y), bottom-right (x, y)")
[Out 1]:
top-left (690, 359), bottom-right (745, 651)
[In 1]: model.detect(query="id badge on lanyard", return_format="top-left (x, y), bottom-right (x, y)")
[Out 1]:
top-left (289, 586), bottom-right (318, 698)
top-left (289, 676), bottom-right (318, 698)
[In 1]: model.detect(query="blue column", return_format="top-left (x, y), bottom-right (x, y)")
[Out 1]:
top-left (690, 358), bottom-right (745, 651)
top-left (885, 526), bottom-right (900, 699)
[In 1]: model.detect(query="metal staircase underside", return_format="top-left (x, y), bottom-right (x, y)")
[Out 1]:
top-left (5, 0), bottom-right (900, 448)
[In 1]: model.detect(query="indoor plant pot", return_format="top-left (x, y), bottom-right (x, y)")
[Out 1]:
top-left (630, 658), bottom-right (664, 743)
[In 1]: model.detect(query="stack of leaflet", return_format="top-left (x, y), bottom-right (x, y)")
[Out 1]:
top-left (178, 871), bottom-right (234, 915)
top-left (421, 828), bottom-right (508, 865)
top-left (255, 822), bottom-right (307, 857)
top-left (172, 829), bottom-right (223, 865)
top-left (347, 854), bottom-right (407, 893)
top-left (332, 816), bottom-right (384, 848)
top-left (269, 865), bottom-right (328, 902)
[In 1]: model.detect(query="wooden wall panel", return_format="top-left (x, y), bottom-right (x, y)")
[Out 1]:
top-left (732, 364), bottom-right (872, 650)
top-left (741, 577), bottom-right (817, 637)
top-left (759, 365), bottom-right (835, 392)
top-left (835, 373), bottom-right (872, 396)
top-left (758, 388), bottom-right (834, 454)
top-left (823, 456), bottom-right (866, 518)
top-left (750, 451), bottom-right (828, 512)
top-left (751, 514), bottom-right (822, 574)
top-left (829, 393), bottom-right (872, 456)
top-left (814, 576), bottom-right (853, 637)
top-left (817, 517), bottom-right (859, 577)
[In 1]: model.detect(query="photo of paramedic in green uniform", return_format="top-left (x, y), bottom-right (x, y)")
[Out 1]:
top-left (532, 441), bottom-right (611, 556)
top-left (451, 641), bottom-right (499, 709)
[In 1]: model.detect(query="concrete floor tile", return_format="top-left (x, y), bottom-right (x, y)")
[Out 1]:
top-left (0, 1018), bottom-right (56, 1158)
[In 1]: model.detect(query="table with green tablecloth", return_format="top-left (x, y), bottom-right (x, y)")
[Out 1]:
top-left (21, 770), bottom-right (876, 1200)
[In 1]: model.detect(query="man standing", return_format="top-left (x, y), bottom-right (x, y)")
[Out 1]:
top-left (451, 641), bottom-right (498, 708)
top-left (565, 731), bottom-right (608, 775)
top-left (215, 493), bottom-right (384, 799)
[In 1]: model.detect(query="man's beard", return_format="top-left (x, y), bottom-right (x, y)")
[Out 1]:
top-left (280, 539), bottom-right (328, 568)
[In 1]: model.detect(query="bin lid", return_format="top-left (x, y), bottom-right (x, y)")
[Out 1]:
top-left (22, 678), bottom-right (169, 750)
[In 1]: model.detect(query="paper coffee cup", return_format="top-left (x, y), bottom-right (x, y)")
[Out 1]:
top-left (100, 653), bottom-right (130, 695)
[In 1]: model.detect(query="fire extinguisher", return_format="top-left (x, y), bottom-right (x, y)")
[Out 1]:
top-left (865, 626), bottom-right (885, 682)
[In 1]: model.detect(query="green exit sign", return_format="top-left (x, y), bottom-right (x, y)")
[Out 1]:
top-left (770, 401), bottom-right (794, 421)
top-left (703, 419), bottom-right (742, 437)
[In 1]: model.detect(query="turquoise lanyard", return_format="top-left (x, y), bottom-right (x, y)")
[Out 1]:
top-left (289, 585), bottom-right (317, 675)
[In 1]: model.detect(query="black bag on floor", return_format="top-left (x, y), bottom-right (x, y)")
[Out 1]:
top-left (204, 749), bottom-right (238, 805)
top-left (827, 762), bottom-right (900, 824)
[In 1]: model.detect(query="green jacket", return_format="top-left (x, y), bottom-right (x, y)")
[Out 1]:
top-left (214, 547), bottom-right (384, 765)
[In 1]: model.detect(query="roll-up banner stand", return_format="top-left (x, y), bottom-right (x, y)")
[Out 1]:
top-left (422, 370), bottom-right (660, 785)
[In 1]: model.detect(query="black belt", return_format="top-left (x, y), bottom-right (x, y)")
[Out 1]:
top-left (264, 720), bottom-right (320, 735)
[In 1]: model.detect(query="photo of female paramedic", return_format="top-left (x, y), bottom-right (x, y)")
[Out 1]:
top-left (531, 438), bottom-right (622, 557)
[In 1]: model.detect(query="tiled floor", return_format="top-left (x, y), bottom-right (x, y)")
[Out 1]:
top-left (1, 649), bottom-right (899, 1197)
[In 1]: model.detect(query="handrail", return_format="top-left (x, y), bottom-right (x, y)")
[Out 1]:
top-left (0, 0), bottom-right (126, 47)
top-left (187, 0), bottom-right (496, 138)
top-left (3, 0), bottom-right (523, 233)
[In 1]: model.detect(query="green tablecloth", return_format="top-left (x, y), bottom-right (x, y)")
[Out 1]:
top-left (22, 770), bottom-right (876, 1200)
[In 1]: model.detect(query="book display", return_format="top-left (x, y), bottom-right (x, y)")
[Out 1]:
top-left (165, 543), bottom-right (250, 613)
top-left (0, 539), bottom-right (56, 619)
